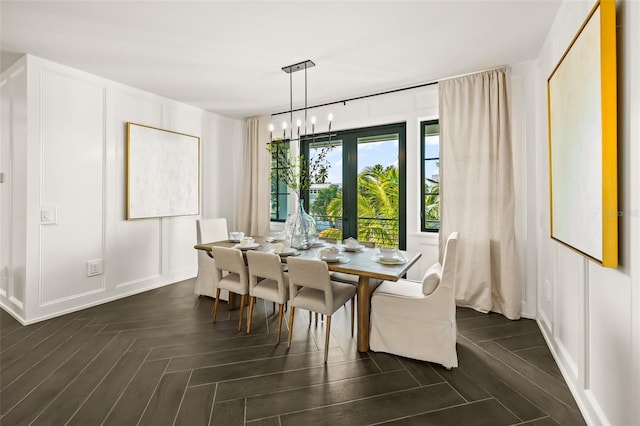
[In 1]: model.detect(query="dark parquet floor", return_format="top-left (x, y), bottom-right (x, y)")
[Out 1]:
top-left (0, 279), bottom-right (585, 425)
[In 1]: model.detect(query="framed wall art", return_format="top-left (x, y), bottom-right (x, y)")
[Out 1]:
top-left (126, 122), bottom-right (200, 220)
top-left (547, 0), bottom-right (617, 267)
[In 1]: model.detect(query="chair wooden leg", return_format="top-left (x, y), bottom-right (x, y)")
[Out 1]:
top-left (324, 315), bottom-right (332, 363)
top-left (212, 288), bottom-right (221, 323)
top-left (315, 312), bottom-right (319, 325)
top-left (351, 297), bottom-right (355, 337)
top-left (238, 294), bottom-right (246, 332)
top-left (288, 306), bottom-right (296, 348)
top-left (276, 304), bottom-right (284, 344)
top-left (308, 311), bottom-right (312, 328)
top-left (272, 301), bottom-right (276, 314)
top-left (228, 292), bottom-right (235, 310)
top-left (247, 296), bottom-right (255, 334)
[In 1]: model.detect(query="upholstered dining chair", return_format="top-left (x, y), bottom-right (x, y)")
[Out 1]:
top-left (286, 257), bottom-right (357, 363)
top-left (245, 250), bottom-right (289, 344)
top-left (210, 246), bottom-right (250, 332)
top-left (195, 218), bottom-right (229, 300)
top-left (370, 232), bottom-right (459, 369)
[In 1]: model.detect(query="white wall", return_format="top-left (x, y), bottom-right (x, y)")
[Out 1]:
top-left (273, 67), bottom-right (534, 316)
top-left (533, 1), bottom-right (640, 424)
top-left (0, 54), bottom-right (244, 324)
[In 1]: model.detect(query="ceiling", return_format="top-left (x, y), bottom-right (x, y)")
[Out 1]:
top-left (1, 1), bottom-right (561, 119)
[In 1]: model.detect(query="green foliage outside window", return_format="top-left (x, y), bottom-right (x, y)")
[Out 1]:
top-left (318, 164), bottom-right (399, 247)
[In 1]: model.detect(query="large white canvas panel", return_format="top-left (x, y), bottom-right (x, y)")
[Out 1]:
top-left (126, 123), bottom-right (199, 219)
top-left (548, 7), bottom-right (602, 261)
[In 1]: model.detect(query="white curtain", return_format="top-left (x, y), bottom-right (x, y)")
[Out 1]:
top-left (438, 67), bottom-right (521, 319)
top-left (238, 116), bottom-right (271, 237)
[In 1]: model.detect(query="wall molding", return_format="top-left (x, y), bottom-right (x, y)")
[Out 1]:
top-left (115, 274), bottom-right (163, 289)
top-left (10, 273), bottom-right (194, 325)
top-left (39, 284), bottom-right (105, 307)
top-left (537, 317), bottom-right (599, 426)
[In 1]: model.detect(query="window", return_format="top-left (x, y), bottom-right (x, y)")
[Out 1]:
top-left (270, 140), bottom-right (290, 221)
top-left (302, 123), bottom-right (407, 249)
top-left (420, 120), bottom-right (440, 232)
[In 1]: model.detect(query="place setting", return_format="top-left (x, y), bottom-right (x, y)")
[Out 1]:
top-left (265, 230), bottom-right (286, 243)
top-left (233, 236), bottom-right (260, 250)
top-left (228, 231), bottom-right (245, 243)
top-left (271, 241), bottom-right (300, 257)
top-left (339, 237), bottom-right (369, 252)
top-left (318, 246), bottom-right (350, 264)
top-left (371, 247), bottom-right (407, 265)
top-left (305, 235), bottom-right (328, 249)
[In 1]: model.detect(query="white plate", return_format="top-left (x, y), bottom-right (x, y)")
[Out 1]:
top-left (273, 249), bottom-right (299, 257)
top-left (371, 255), bottom-right (406, 265)
top-left (266, 236), bottom-right (286, 243)
top-left (341, 245), bottom-right (366, 252)
top-left (233, 243), bottom-right (260, 250)
top-left (320, 255), bottom-right (350, 263)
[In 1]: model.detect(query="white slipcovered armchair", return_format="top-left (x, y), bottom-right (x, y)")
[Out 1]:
top-left (195, 218), bottom-right (229, 300)
top-left (370, 232), bottom-right (459, 369)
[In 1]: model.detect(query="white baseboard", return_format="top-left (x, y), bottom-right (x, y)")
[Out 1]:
top-left (2, 273), bottom-right (196, 325)
top-left (537, 318), bottom-right (602, 426)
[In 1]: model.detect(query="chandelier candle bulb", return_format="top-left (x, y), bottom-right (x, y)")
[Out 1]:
top-left (269, 123), bottom-right (274, 141)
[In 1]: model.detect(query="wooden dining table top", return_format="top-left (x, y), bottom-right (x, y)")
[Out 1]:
top-left (194, 236), bottom-right (421, 282)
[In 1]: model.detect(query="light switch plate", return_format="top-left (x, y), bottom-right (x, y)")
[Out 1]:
top-left (41, 206), bottom-right (58, 225)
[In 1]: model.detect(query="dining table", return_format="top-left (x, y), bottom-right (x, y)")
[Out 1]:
top-left (194, 236), bottom-right (422, 352)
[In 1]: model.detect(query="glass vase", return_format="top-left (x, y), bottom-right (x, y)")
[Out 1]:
top-left (285, 197), bottom-right (317, 249)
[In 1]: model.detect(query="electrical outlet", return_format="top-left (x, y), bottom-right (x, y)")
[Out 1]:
top-left (87, 260), bottom-right (103, 277)
top-left (543, 279), bottom-right (551, 303)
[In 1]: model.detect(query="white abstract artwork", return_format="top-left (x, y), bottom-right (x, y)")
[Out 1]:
top-left (547, 0), bottom-right (617, 267)
top-left (126, 123), bottom-right (200, 219)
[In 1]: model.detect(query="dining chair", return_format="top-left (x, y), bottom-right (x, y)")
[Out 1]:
top-left (286, 257), bottom-right (357, 363)
top-left (210, 246), bottom-right (250, 331)
top-left (246, 250), bottom-right (289, 344)
top-left (369, 232), bottom-right (459, 369)
top-left (195, 218), bottom-right (229, 300)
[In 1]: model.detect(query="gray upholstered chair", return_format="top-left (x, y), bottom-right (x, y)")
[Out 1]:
top-left (286, 257), bottom-right (356, 363)
top-left (370, 232), bottom-right (460, 369)
top-left (246, 250), bottom-right (289, 344)
top-left (210, 246), bottom-right (250, 331)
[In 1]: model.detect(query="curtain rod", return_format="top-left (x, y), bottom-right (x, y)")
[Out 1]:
top-left (270, 80), bottom-right (438, 117)
top-left (270, 65), bottom-right (509, 117)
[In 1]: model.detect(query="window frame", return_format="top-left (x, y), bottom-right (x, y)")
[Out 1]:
top-left (301, 122), bottom-right (407, 249)
top-left (420, 119), bottom-right (440, 233)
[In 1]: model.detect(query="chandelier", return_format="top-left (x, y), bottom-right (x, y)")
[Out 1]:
top-left (269, 59), bottom-right (333, 142)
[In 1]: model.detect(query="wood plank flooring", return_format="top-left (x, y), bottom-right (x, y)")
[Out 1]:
top-left (0, 279), bottom-right (585, 425)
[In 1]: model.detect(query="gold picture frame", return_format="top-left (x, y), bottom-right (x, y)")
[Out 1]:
top-left (126, 122), bottom-right (200, 220)
top-left (547, 0), bottom-right (617, 267)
